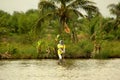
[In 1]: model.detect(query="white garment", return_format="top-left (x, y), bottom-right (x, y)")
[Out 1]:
top-left (58, 53), bottom-right (62, 60)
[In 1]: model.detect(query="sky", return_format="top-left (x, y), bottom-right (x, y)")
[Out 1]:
top-left (0, 0), bottom-right (119, 17)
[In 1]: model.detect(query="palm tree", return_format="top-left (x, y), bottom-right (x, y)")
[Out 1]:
top-left (108, 2), bottom-right (120, 19)
top-left (108, 2), bottom-right (120, 29)
top-left (37, 0), bottom-right (99, 34)
top-left (108, 2), bottom-right (120, 39)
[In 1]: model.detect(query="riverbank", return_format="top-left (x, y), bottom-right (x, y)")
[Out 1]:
top-left (0, 35), bottom-right (120, 59)
top-left (0, 44), bottom-right (120, 59)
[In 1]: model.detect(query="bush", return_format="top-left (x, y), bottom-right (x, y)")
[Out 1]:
top-left (79, 39), bottom-right (93, 58)
top-left (104, 34), bottom-right (115, 40)
top-left (66, 43), bottom-right (83, 58)
top-left (66, 39), bottom-right (93, 58)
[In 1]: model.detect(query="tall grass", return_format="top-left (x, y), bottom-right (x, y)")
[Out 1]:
top-left (0, 34), bottom-right (120, 59)
top-left (66, 39), bottom-right (93, 58)
top-left (94, 40), bottom-right (120, 58)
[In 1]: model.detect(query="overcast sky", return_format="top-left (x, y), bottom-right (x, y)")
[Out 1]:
top-left (0, 0), bottom-right (119, 17)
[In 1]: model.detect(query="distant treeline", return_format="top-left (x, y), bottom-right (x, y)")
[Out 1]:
top-left (0, 9), bottom-right (39, 35)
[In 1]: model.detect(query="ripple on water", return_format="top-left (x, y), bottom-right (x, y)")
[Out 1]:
top-left (0, 59), bottom-right (120, 80)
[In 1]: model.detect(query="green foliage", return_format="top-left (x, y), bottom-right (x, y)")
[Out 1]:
top-left (79, 39), bottom-right (93, 58)
top-left (94, 40), bottom-right (120, 59)
top-left (66, 42), bottom-right (83, 58)
top-left (108, 2), bottom-right (120, 18)
top-left (65, 39), bottom-right (93, 58)
top-left (98, 49), bottom-right (112, 59)
top-left (104, 34), bottom-right (115, 40)
top-left (37, 0), bottom-right (99, 35)
top-left (0, 10), bottom-right (10, 27)
top-left (0, 27), bottom-right (10, 36)
top-left (0, 1), bottom-right (120, 59)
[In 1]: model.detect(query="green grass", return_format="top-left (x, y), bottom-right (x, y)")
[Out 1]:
top-left (0, 34), bottom-right (120, 59)
top-left (94, 40), bottom-right (120, 58)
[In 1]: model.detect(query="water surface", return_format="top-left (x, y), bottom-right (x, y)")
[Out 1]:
top-left (0, 59), bottom-right (120, 80)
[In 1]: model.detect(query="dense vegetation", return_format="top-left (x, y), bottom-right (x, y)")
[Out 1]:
top-left (0, 0), bottom-right (120, 59)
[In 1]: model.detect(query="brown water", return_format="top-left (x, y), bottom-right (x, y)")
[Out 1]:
top-left (0, 59), bottom-right (120, 80)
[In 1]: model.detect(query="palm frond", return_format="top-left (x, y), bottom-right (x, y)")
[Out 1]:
top-left (38, 1), bottom-right (58, 11)
top-left (107, 4), bottom-right (116, 8)
top-left (54, 0), bottom-right (72, 4)
top-left (32, 12), bottom-right (55, 35)
top-left (68, 8), bottom-right (84, 17)
top-left (66, 0), bottom-right (99, 18)
top-left (67, 0), bottom-right (95, 8)
top-left (108, 2), bottom-right (120, 17)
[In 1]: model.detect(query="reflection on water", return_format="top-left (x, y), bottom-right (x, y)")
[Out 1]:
top-left (0, 59), bottom-right (120, 80)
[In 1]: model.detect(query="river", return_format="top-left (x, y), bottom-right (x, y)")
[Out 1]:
top-left (0, 59), bottom-right (120, 80)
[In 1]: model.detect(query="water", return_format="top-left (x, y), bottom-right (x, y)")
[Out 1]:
top-left (0, 59), bottom-right (120, 80)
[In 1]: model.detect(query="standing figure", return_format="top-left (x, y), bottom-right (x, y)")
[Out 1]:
top-left (57, 40), bottom-right (65, 64)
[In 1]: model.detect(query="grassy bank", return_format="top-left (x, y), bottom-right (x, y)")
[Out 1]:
top-left (0, 34), bottom-right (120, 59)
